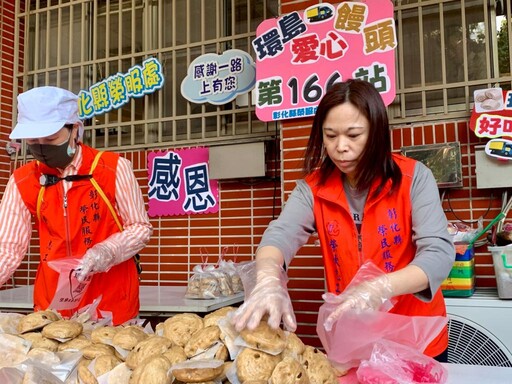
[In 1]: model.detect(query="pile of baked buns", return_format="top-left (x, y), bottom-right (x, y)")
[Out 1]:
top-left (0, 307), bottom-right (340, 383)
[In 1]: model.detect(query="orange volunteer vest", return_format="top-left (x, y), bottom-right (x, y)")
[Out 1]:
top-left (306, 154), bottom-right (448, 357)
top-left (14, 144), bottom-right (139, 324)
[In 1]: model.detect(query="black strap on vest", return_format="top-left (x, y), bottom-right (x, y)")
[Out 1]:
top-left (39, 174), bottom-right (92, 187)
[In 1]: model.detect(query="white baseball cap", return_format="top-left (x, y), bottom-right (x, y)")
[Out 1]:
top-left (10, 86), bottom-right (84, 140)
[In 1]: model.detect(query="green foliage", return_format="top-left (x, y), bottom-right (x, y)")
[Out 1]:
top-left (498, 17), bottom-right (510, 76)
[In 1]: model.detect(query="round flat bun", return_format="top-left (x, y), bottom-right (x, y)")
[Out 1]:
top-left (301, 346), bottom-right (338, 384)
top-left (94, 354), bottom-right (122, 377)
top-left (58, 334), bottom-right (92, 352)
top-left (125, 336), bottom-right (171, 369)
top-left (162, 345), bottom-right (187, 365)
top-left (184, 325), bottom-right (221, 357)
top-left (82, 343), bottom-right (116, 360)
top-left (91, 326), bottom-right (119, 344)
top-left (42, 319), bottom-right (83, 340)
top-left (203, 306), bottom-right (235, 327)
top-left (269, 356), bottom-right (308, 384)
top-left (130, 355), bottom-right (172, 384)
top-left (112, 326), bottom-right (148, 350)
top-left (281, 332), bottom-right (306, 359)
top-left (239, 321), bottom-right (287, 354)
top-left (236, 347), bottom-right (281, 382)
top-left (171, 359), bottom-right (224, 383)
top-left (163, 313), bottom-right (203, 347)
top-left (18, 311), bottom-right (60, 334)
top-left (21, 332), bottom-right (59, 352)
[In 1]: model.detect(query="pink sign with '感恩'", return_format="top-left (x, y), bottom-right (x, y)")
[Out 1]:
top-left (147, 147), bottom-right (218, 217)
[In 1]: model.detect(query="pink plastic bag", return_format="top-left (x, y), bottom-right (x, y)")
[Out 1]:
top-left (316, 262), bottom-right (448, 372)
top-left (48, 258), bottom-right (92, 311)
top-left (356, 339), bottom-right (448, 383)
top-left (317, 308), bottom-right (447, 371)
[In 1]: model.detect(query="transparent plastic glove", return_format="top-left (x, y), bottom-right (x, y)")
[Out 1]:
top-left (231, 257), bottom-right (296, 332)
top-left (323, 274), bottom-right (393, 331)
top-left (75, 243), bottom-right (116, 282)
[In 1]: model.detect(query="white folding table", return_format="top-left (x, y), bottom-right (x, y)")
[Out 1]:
top-left (0, 285), bottom-right (244, 317)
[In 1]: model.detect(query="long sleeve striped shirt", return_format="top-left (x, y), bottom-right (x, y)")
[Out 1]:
top-left (0, 145), bottom-right (153, 287)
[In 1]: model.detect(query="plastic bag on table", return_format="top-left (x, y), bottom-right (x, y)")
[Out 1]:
top-left (221, 260), bottom-right (243, 293)
top-left (217, 245), bottom-right (243, 293)
top-left (47, 258), bottom-right (92, 311)
top-left (356, 339), bottom-right (448, 384)
top-left (316, 262), bottom-right (447, 372)
top-left (185, 264), bottom-right (222, 299)
top-left (186, 248), bottom-right (225, 299)
top-left (207, 264), bottom-right (234, 297)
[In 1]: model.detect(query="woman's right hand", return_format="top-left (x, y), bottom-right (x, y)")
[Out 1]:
top-left (231, 255), bottom-right (297, 332)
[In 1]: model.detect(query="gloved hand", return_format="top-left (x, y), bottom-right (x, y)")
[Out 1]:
top-left (323, 274), bottom-right (393, 331)
top-left (231, 256), bottom-right (296, 332)
top-left (75, 242), bottom-right (116, 282)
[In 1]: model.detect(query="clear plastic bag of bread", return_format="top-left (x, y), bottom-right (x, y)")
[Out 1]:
top-left (185, 248), bottom-right (222, 299)
top-left (185, 263), bottom-right (222, 299)
top-left (208, 265), bottom-right (235, 297)
top-left (186, 247), bottom-right (240, 298)
top-left (217, 245), bottom-right (244, 294)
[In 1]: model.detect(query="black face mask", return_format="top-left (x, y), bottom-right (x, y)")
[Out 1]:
top-left (28, 131), bottom-right (76, 169)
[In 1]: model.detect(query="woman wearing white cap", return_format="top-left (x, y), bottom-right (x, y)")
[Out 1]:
top-left (0, 86), bottom-right (153, 324)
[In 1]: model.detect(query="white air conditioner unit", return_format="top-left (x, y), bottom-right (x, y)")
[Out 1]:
top-left (445, 289), bottom-right (512, 367)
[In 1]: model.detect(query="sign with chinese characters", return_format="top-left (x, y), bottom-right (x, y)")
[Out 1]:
top-left (78, 57), bottom-right (164, 119)
top-left (253, 1), bottom-right (396, 122)
top-left (181, 49), bottom-right (256, 105)
top-left (147, 147), bottom-right (219, 217)
top-left (470, 87), bottom-right (512, 139)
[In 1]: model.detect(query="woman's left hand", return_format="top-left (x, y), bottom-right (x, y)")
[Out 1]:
top-left (323, 274), bottom-right (394, 331)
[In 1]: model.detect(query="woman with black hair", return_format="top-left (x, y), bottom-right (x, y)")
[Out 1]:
top-left (232, 79), bottom-right (454, 362)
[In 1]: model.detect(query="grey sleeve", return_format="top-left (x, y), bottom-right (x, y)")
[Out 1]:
top-left (258, 180), bottom-right (316, 267)
top-left (409, 162), bottom-right (455, 301)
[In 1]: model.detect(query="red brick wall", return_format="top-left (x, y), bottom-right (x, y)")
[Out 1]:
top-left (0, 0), bottom-right (502, 350)
top-left (391, 121), bottom-right (500, 287)
top-left (0, 1), bottom-right (17, 192)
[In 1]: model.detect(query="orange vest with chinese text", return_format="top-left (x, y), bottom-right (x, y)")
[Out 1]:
top-left (305, 154), bottom-right (448, 357)
top-left (14, 144), bottom-right (139, 324)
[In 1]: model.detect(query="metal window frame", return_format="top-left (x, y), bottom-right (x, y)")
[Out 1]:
top-left (14, 1), bottom-right (512, 139)
top-left (391, 0), bottom-right (512, 125)
top-left (13, 0), bottom-right (278, 153)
